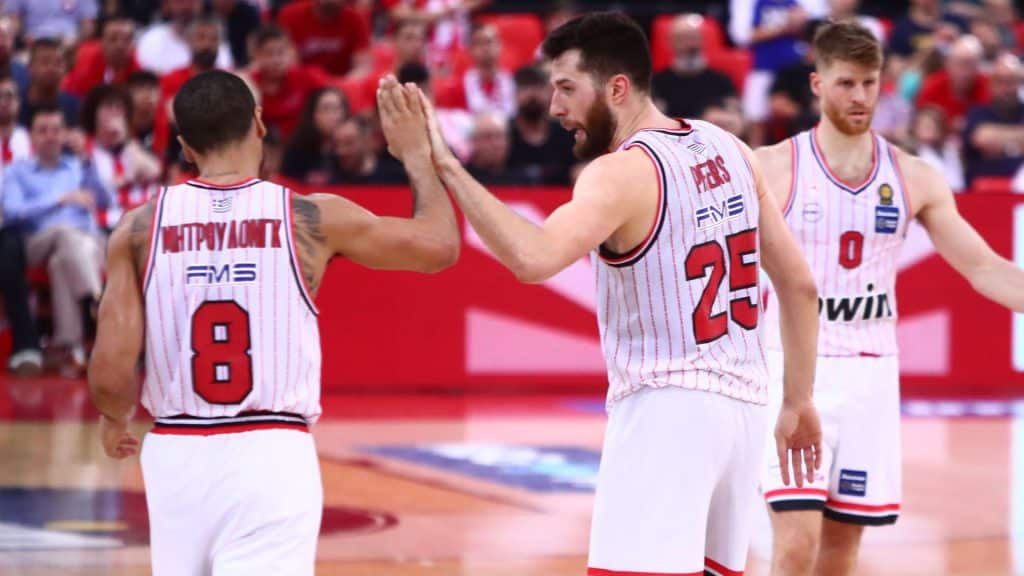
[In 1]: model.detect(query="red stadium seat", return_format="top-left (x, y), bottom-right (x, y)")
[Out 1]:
top-left (477, 13), bottom-right (544, 72)
top-left (650, 14), bottom-right (728, 72)
top-left (707, 49), bottom-right (752, 95)
top-left (971, 176), bottom-right (1013, 195)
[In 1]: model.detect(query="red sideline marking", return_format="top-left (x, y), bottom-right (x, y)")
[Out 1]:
top-left (706, 556), bottom-right (744, 576)
top-left (151, 422), bottom-right (309, 436)
top-left (764, 487), bottom-right (828, 499)
top-left (826, 500), bottom-right (901, 513)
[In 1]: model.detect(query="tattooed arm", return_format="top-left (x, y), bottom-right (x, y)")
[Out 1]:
top-left (88, 200), bottom-right (153, 459)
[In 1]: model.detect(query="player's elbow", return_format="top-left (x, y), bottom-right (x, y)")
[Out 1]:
top-left (413, 235), bottom-right (460, 273)
top-left (511, 259), bottom-right (557, 284)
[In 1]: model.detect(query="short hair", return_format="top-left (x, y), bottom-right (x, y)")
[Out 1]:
top-left (514, 65), bottom-right (547, 88)
top-left (99, 12), bottom-right (135, 35)
top-left (29, 104), bottom-right (63, 128)
top-left (541, 12), bottom-right (651, 93)
top-left (250, 24), bottom-right (287, 50)
top-left (29, 37), bottom-right (62, 60)
top-left (173, 70), bottom-right (256, 154)
top-left (126, 70), bottom-right (160, 89)
top-left (81, 84), bottom-right (133, 135)
top-left (397, 61), bottom-right (430, 86)
top-left (188, 14), bottom-right (222, 36)
top-left (813, 20), bottom-right (883, 71)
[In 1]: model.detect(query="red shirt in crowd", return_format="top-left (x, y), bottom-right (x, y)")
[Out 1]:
top-left (63, 40), bottom-right (142, 97)
top-left (916, 70), bottom-right (991, 125)
top-left (252, 66), bottom-right (329, 136)
top-left (277, 0), bottom-right (371, 76)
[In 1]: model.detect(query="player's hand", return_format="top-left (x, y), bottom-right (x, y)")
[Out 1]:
top-left (774, 398), bottom-right (822, 487)
top-left (60, 189), bottom-right (96, 210)
top-left (415, 86), bottom-right (457, 168)
top-left (377, 75), bottom-right (430, 163)
top-left (99, 414), bottom-right (140, 459)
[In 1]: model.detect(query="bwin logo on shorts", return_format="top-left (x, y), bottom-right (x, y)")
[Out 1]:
top-left (695, 194), bottom-right (744, 230)
top-left (838, 469), bottom-right (867, 497)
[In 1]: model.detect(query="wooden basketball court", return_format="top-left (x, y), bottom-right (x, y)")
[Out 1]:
top-left (0, 376), bottom-right (1021, 575)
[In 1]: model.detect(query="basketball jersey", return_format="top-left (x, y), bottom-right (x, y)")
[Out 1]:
top-left (91, 144), bottom-right (160, 230)
top-left (595, 119), bottom-right (768, 409)
top-left (763, 128), bottom-right (910, 357)
top-left (141, 178), bottom-right (322, 425)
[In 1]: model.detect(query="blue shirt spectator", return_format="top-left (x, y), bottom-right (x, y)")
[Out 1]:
top-left (2, 153), bottom-right (110, 234)
top-left (3, 0), bottom-right (98, 43)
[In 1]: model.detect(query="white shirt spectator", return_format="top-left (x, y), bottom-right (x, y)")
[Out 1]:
top-left (462, 69), bottom-right (516, 119)
top-left (137, 23), bottom-right (233, 75)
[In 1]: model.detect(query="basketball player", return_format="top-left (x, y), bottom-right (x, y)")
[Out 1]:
top-left (756, 23), bottom-right (1024, 576)
top-left (86, 71), bottom-right (458, 575)
top-left (381, 12), bottom-right (823, 575)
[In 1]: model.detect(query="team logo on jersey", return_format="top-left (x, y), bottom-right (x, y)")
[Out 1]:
top-left (802, 202), bottom-right (823, 223)
top-left (695, 194), bottom-right (744, 230)
top-left (878, 183), bottom-right (894, 206)
top-left (210, 197), bottom-right (233, 213)
top-left (186, 262), bottom-right (257, 285)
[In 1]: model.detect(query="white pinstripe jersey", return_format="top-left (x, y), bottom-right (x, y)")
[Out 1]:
top-left (763, 128), bottom-right (910, 357)
top-left (141, 179), bottom-right (322, 423)
top-left (595, 119), bottom-right (769, 409)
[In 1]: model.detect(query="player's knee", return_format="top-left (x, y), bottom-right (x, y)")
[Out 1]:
top-left (820, 520), bottom-right (864, 553)
top-left (773, 523), bottom-right (820, 575)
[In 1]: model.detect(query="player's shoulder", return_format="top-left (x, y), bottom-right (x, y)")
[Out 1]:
top-left (886, 140), bottom-right (944, 186)
top-left (753, 138), bottom-right (794, 173)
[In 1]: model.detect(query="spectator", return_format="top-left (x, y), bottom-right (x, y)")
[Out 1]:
top-left (81, 85), bottom-right (161, 231)
top-left (872, 57), bottom-right (915, 146)
top-left (887, 0), bottom-right (969, 60)
top-left (465, 111), bottom-right (522, 185)
top-left (963, 52), bottom-right (1024, 185)
top-left (506, 65), bottom-right (575, 185)
top-left (826, 0), bottom-right (885, 41)
top-left (64, 14), bottom-right (141, 98)
top-left (444, 23), bottom-right (515, 118)
top-left (346, 20), bottom-right (428, 115)
top-left (983, 0), bottom-right (1020, 53)
top-left (160, 16), bottom-right (226, 106)
top-left (700, 96), bottom-right (747, 139)
top-left (282, 87), bottom-right (349, 185)
top-left (19, 39), bottom-right (80, 128)
top-left (136, 0), bottom-right (233, 75)
top-left (766, 20), bottom-right (823, 143)
top-left (3, 0), bottom-right (98, 45)
top-left (0, 18), bottom-right (28, 94)
top-left (0, 75), bottom-right (39, 375)
top-left (126, 71), bottom-right (161, 151)
top-left (652, 14), bottom-right (737, 120)
top-left (260, 126), bottom-right (284, 181)
top-left (1, 107), bottom-right (110, 375)
top-left (0, 226), bottom-right (41, 376)
top-left (249, 25), bottom-right (330, 137)
top-left (910, 105), bottom-right (965, 192)
top-left (397, 61), bottom-right (473, 162)
top-left (917, 34), bottom-right (990, 130)
top-left (730, 0), bottom-right (811, 146)
top-left (331, 116), bottom-right (405, 184)
top-left (210, 0), bottom-right (261, 68)
top-left (276, 0), bottom-right (372, 78)
top-left (0, 76), bottom-right (31, 176)
top-left (382, 0), bottom-right (489, 72)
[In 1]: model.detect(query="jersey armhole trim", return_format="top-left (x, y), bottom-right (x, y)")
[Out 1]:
top-left (783, 137), bottom-right (798, 216)
top-left (142, 186), bottom-right (168, 295)
top-left (282, 187), bottom-right (320, 316)
top-left (887, 143), bottom-right (913, 226)
top-left (598, 141), bottom-right (667, 268)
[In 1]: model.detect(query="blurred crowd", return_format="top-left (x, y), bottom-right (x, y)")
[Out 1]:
top-left (0, 0), bottom-right (1022, 377)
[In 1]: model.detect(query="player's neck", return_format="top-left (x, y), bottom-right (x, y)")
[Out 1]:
top-left (610, 100), bottom-right (677, 151)
top-left (815, 120), bottom-right (873, 165)
top-left (195, 146), bottom-right (261, 185)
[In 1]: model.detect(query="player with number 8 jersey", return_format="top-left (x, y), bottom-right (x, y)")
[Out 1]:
top-left (87, 71), bottom-right (459, 576)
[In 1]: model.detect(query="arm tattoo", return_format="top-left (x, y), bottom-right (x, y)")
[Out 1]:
top-left (290, 195), bottom-right (327, 295)
top-left (127, 199), bottom-right (155, 276)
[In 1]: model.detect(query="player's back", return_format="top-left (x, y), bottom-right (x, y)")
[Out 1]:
top-left (763, 128), bottom-right (910, 356)
top-left (595, 119), bottom-right (767, 409)
top-left (141, 178), bottom-right (321, 431)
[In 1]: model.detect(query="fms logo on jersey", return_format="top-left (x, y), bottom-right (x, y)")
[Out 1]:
top-left (186, 262), bottom-right (257, 285)
top-left (695, 194), bottom-right (745, 230)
